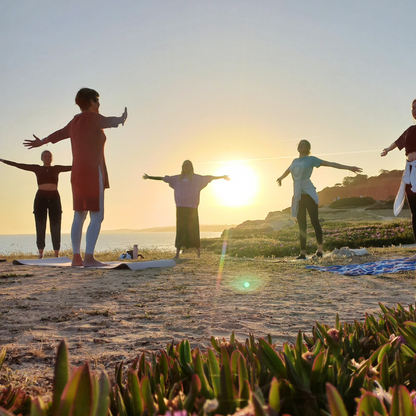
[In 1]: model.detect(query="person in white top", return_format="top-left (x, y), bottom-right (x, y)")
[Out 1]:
top-left (143, 160), bottom-right (229, 259)
top-left (277, 140), bottom-right (362, 260)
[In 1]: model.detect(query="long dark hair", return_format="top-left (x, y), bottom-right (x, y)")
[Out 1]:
top-left (180, 160), bottom-right (194, 181)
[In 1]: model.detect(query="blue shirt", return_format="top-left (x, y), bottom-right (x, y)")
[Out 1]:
top-left (289, 156), bottom-right (323, 217)
top-left (290, 156), bottom-right (322, 186)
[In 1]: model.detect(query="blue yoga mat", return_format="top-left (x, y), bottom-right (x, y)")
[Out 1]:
top-left (306, 258), bottom-right (416, 276)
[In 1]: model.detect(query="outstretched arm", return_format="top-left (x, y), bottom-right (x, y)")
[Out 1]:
top-left (276, 167), bottom-right (290, 186)
top-left (143, 173), bottom-right (164, 181)
top-left (23, 134), bottom-right (50, 149)
top-left (0, 158), bottom-right (37, 172)
top-left (211, 175), bottom-right (230, 181)
top-left (320, 160), bottom-right (362, 173)
top-left (381, 142), bottom-right (397, 157)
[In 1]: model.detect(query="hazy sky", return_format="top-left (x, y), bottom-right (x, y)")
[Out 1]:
top-left (1, 0), bottom-right (415, 234)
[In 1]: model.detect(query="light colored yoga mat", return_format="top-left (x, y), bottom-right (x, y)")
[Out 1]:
top-left (12, 256), bottom-right (176, 270)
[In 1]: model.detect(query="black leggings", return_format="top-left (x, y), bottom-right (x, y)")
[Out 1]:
top-left (406, 184), bottom-right (416, 243)
top-left (297, 193), bottom-right (323, 251)
top-left (33, 190), bottom-right (62, 250)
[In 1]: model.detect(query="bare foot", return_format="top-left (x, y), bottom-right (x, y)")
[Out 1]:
top-left (54, 250), bottom-right (59, 258)
top-left (83, 259), bottom-right (108, 267)
top-left (72, 253), bottom-right (83, 267)
top-left (83, 254), bottom-right (108, 268)
top-left (38, 249), bottom-right (44, 259)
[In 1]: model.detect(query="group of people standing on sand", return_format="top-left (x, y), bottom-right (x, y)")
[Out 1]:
top-left (2, 90), bottom-right (416, 265)
top-left (1, 88), bottom-right (228, 265)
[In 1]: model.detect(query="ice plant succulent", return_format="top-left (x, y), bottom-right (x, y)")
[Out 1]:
top-left (2, 303), bottom-right (416, 415)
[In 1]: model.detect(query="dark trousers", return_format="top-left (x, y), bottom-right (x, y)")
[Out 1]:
top-left (297, 193), bottom-right (323, 251)
top-left (406, 184), bottom-right (416, 243)
top-left (33, 190), bottom-right (62, 250)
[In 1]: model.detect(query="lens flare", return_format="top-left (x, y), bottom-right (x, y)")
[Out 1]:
top-left (216, 229), bottom-right (229, 289)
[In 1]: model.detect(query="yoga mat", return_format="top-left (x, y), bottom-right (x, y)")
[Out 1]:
top-left (12, 256), bottom-right (176, 270)
top-left (306, 258), bottom-right (416, 276)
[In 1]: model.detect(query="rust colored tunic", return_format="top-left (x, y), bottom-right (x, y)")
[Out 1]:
top-left (46, 111), bottom-right (120, 211)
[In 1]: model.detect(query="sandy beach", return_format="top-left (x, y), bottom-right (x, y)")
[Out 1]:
top-left (0, 249), bottom-right (415, 398)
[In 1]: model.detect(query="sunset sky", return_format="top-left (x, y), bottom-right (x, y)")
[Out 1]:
top-left (0, 1), bottom-right (415, 235)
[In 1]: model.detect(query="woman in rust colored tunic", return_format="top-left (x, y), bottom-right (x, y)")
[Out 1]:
top-left (24, 88), bottom-right (127, 267)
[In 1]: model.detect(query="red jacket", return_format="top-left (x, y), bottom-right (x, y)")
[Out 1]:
top-left (46, 111), bottom-right (120, 211)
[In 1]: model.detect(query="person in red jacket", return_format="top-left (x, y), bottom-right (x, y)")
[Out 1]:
top-left (0, 151), bottom-right (71, 258)
top-left (24, 88), bottom-right (127, 267)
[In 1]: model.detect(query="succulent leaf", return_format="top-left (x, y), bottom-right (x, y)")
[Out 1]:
top-left (51, 340), bottom-right (70, 416)
top-left (183, 374), bottom-right (201, 412)
top-left (257, 338), bottom-right (287, 379)
top-left (0, 347), bottom-right (6, 372)
top-left (127, 371), bottom-right (143, 416)
top-left (141, 376), bottom-right (157, 416)
top-left (195, 349), bottom-right (214, 399)
top-left (31, 397), bottom-right (48, 416)
top-left (207, 348), bottom-right (221, 396)
top-left (268, 378), bottom-right (280, 413)
top-left (94, 372), bottom-right (111, 416)
top-left (325, 383), bottom-right (349, 416)
top-left (356, 391), bottom-right (388, 416)
top-left (390, 385), bottom-right (415, 416)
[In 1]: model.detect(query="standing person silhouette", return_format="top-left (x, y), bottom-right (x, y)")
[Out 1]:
top-left (277, 140), bottom-right (362, 259)
top-left (143, 160), bottom-right (229, 259)
top-left (0, 151), bottom-right (71, 258)
top-left (24, 88), bottom-right (127, 267)
top-left (381, 99), bottom-right (416, 261)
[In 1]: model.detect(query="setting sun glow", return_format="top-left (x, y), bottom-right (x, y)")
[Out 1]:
top-left (212, 162), bottom-right (259, 206)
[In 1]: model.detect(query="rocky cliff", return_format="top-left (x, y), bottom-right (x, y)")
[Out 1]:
top-left (317, 170), bottom-right (402, 205)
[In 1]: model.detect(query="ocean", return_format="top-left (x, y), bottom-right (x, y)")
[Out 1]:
top-left (0, 231), bottom-right (222, 255)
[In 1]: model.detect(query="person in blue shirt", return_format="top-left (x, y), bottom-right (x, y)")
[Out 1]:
top-left (277, 140), bottom-right (362, 260)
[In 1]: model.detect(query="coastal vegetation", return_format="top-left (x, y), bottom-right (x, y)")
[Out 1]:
top-left (1, 302), bottom-right (416, 415)
top-left (200, 219), bottom-right (414, 258)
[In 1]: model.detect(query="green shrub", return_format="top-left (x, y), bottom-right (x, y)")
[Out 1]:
top-left (201, 221), bottom-right (414, 257)
top-left (2, 303), bottom-right (416, 415)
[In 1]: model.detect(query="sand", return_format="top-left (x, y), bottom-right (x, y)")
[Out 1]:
top-left (0, 249), bottom-right (415, 398)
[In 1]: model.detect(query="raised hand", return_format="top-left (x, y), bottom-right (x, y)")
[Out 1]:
top-left (121, 107), bottom-right (128, 126)
top-left (142, 173), bottom-right (149, 180)
top-left (23, 134), bottom-right (43, 149)
top-left (350, 166), bottom-right (363, 173)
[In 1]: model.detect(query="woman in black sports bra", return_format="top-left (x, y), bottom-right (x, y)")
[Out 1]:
top-left (0, 151), bottom-right (71, 258)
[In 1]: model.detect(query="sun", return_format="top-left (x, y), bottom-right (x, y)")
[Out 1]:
top-left (211, 162), bottom-right (259, 206)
